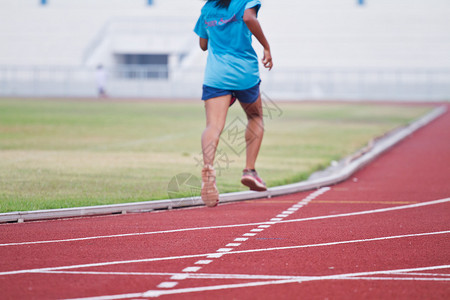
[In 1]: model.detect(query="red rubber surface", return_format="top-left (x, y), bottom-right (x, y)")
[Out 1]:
top-left (1, 104), bottom-right (449, 299)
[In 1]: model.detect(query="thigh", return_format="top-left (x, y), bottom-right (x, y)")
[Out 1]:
top-left (204, 95), bottom-right (233, 130)
top-left (239, 93), bottom-right (263, 119)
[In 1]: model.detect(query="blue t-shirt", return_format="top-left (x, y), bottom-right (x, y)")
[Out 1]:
top-left (194, 0), bottom-right (261, 90)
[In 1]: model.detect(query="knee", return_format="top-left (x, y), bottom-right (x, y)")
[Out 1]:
top-left (247, 110), bottom-right (263, 122)
top-left (245, 104), bottom-right (263, 120)
top-left (204, 124), bottom-right (223, 139)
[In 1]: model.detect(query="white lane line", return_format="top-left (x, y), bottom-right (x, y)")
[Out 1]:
top-left (0, 187), bottom-right (321, 249)
top-left (258, 225), bottom-right (271, 229)
top-left (159, 188), bottom-right (329, 292)
top-left (36, 270), bottom-right (319, 280)
top-left (147, 279), bottom-right (306, 299)
top-left (4, 197), bottom-right (446, 248)
top-left (234, 238), bottom-right (248, 242)
top-left (338, 276), bottom-right (450, 282)
top-left (170, 274), bottom-right (188, 280)
top-left (157, 282), bottom-right (178, 288)
top-left (195, 260), bottom-right (213, 265)
top-left (276, 214), bottom-right (289, 218)
top-left (281, 198), bottom-right (450, 225)
top-left (3, 230), bottom-right (448, 277)
top-left (64, 264), bottom-right (450, 299)
top-left (206, 254), bottom-right (223, 259)
top-left (392, 272), bottom-right (450, 277)
top-left (227, 230), bottom-right (450, 257)
top-left (0, 222), bottom-right (267, 247)
top-left (26, 264), bottom-right (450, 280)
top-left (65, 292), bottom-right (143, 300)
top-left (182, 267), bottom-right (202, 273)
top-left (325, 265), bottom-right (450, 279)
top-left (0, 252), bottom-right (211, 276)
top-left (149, 275), bottom-right (450, 297)
top-left (157, 191), bottom-right (326, 289)
top-left (216, 248), bottom-right (233, 253)
top-left (150, 187), bottom-right (331, 293)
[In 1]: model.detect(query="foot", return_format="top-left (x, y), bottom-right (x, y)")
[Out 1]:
top-left (201, 165), bottom-right (219, 207)
top-left (241, 169), bottom-right (267, 191)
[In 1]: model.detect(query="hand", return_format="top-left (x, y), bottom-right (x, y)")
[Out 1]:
top-left (262, 49), bottom-right (273, 71)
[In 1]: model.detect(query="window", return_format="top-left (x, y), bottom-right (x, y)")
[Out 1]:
top-left (114, 54), bottom-right (169, 79)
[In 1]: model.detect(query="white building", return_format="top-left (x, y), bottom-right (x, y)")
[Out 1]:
top-left (0, 0), bottom-right (449, 100)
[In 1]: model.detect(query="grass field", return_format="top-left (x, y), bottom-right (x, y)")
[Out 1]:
top-left (0, 98), bottom-right (432, 213)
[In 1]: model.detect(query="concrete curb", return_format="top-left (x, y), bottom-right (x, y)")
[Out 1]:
top-left (0, 105), bottom-right (446, 223)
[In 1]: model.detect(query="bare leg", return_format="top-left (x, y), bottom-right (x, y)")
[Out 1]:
top-left (201, 95), bottom-right (231, 207)
top-left (202, 95), bottom-right (232, 166)
top-left (239, 94), bottom-right (264, 170)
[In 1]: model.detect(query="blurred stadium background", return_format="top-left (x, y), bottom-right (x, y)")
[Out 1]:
top-left (0, 0), bottom-right (449, 100)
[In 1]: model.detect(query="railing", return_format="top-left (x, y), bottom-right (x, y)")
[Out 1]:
top-left (0, 65), bottom-right (449, 101)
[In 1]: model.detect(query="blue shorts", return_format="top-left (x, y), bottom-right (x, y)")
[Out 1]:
top-left (202, 81), bottom-right (261, 104)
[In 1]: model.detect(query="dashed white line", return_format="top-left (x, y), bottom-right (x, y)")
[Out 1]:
top-left (157, 282), bottom-right (178, 288)
top-left (195, 260), bottom-right (213, 265)
top-left (155, 180), bottom-right (292, 294)
top-left (113, 189), bottom-right (327, 296)
top-left (234, 238), bottom-right (248, 242)
top-left (206, 253), bottom-right (223, 259)
top-left (170, 274), bottom-right (188, 280)
top-left (7, 187), bottom-right (447, 299)
top-left (258, 225), bottom-right (271, 228)
top-left (182, 267), bottom-right (202, 273)
top-left (216, 248), bottom-right (233, 253)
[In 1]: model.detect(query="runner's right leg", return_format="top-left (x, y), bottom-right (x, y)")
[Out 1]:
top-left (201, 95), bottom-right (232, 207)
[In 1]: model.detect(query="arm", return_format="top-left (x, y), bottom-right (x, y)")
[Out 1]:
top-left (200, 37), bottom-right (208, 51)
top-left (243, 7), bottom-right (273, 70)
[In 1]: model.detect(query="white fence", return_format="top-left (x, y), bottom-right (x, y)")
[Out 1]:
top-left (0, 65), bottom-right (449, 101)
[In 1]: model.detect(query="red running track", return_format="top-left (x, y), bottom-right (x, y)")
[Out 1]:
top-left (1, 104), bottom-right (449, 299)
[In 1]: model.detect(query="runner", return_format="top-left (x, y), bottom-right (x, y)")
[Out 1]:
top-left (194, 0), bottom-right (273, 207)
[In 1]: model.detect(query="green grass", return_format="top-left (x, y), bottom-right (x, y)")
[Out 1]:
top-left (0, 98), bottom-right (433, 212)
